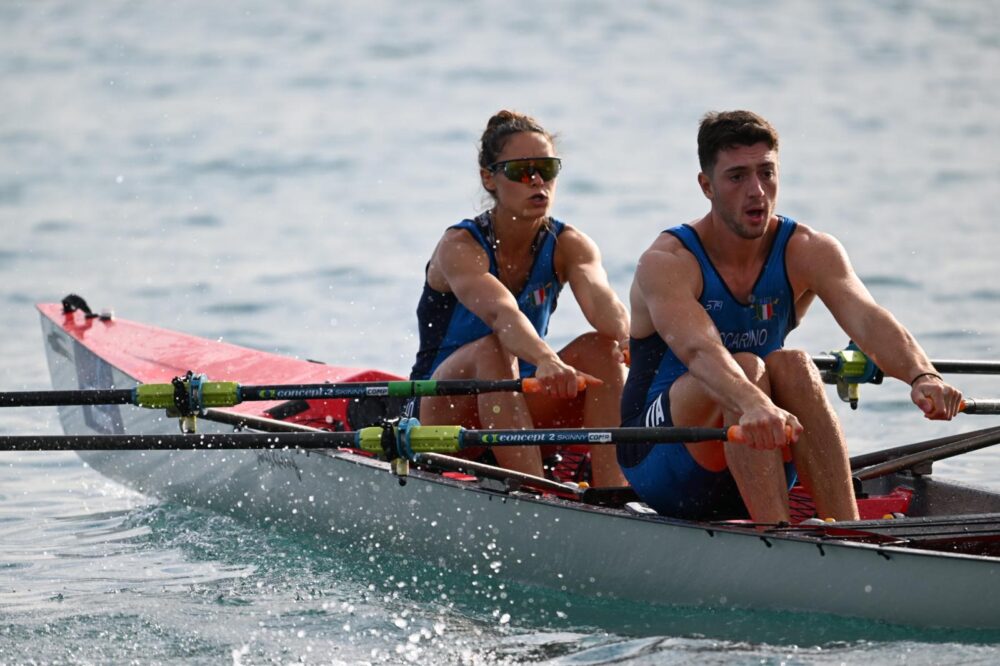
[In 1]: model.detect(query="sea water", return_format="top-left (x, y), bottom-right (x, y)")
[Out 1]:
top-left (1, 1), bottom-right (999, 663)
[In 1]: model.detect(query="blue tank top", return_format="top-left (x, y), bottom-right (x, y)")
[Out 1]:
top-left (621, 216), bottom-right (798, 423)
top-left (410, 213), bottom-right (565, 380)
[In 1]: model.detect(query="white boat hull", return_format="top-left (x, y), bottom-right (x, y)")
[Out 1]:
top-left (39, 306), bottom-right (1000, 630)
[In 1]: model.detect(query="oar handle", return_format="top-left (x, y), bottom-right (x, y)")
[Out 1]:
top-left (724, 424), bottom-right (795, 445)
top-left (520, 376), bottom-right (590, 394)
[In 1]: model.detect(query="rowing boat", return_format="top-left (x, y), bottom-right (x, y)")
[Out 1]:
top-left (30, 299), bottom-right (1000, 631)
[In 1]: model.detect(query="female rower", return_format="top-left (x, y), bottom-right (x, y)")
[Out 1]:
top-left (408, 110), bottom-right (630, 487)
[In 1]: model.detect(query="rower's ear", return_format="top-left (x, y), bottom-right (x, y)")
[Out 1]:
top-left (698, 171), bottom-right (713, 200)
top-left (481, 167), bottom-right (497, 194)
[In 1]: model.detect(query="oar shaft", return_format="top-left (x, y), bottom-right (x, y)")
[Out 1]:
top-left (239, 378), bottom-right (545, 401)
top-left (849, 425), bottom-right (1000, 470)
top-left (0, 432), bottom-right (357, 451)
top-left (0, 389), bottom-right (135, 408)
top-left (853, 428), bottom-right (1000, 481)
top-left (961, 399), bottom-right (1000, 415)
top-left (812, 355), bottom-right (1000, 376)
top-left (0, 377), bottom-right (563, 410)
top-left (459, 426), bottom-right (731, 447)
top-left (9, 423), bottom-right (757, 454)
top-left (926, 360), bottom-right (1000, 375)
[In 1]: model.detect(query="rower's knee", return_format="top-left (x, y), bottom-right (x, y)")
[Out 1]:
top-left (573, 331), bottom-right (616, 355)
top-left (474, 335), bottom-right (519, 379)
top-left (732, 352), bottom-right (767, 387)
top-left (562, 332), bottom-right (623, 382)
top-left (765, 349), bottom-right (820, 386)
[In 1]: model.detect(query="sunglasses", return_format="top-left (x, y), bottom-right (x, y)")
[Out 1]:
top-left (488, 157), bottom-right (562, 184)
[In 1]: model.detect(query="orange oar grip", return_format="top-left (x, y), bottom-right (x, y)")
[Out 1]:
top-left (726, 425), bottom-right (745, 443)
top-left (520, 376), bottom-right (590, 394)
top-left (726, 424), bottom-right (794, 445)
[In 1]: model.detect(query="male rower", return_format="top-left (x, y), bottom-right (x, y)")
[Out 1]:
top-left (619, 110), bottom-right (964, 523)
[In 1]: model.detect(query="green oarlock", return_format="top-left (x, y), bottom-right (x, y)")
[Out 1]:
top-left (200, 381), bottom-right (240, 407)
top-left (133, 381), bottom-right (240, 410)
top-left (407, 425), bottom-right (463, 453)
top-left (357, 426), bottom-right (385, 454)
top-left (357, 424), bottom-right (464, 456)
top-left (826, 344), bottom-right (882, 410)
top-left (833, 349), bottom-right (871, 382)
top-left (134, 383), bottom-right (176, 409)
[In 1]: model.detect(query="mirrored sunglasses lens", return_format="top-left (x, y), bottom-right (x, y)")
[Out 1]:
top-left (503, 159), bottom-right (560, 183)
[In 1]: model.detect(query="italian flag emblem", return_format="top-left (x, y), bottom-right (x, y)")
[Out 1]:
top-left (753, 299), bottom-right (775, 321)
top-left (532, 284), bottom-right (550, 306)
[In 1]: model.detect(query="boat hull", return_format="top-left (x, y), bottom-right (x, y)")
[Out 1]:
top-left (39, 304), bottom-right (1000, 630)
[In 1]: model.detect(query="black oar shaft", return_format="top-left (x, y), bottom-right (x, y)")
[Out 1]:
top-left (812, 355), bottom-right (1000, 376)
top-left (239, 378), bottom-right (527, 401)
top-left (849, 425), bottom-right (1000, 470)
top-left (853, 428), bottom-right (1000, 481)
top-left (0, 378), bottom-right (540, 410)
top-left (460, 426), bottom-right (729, 447)
top-left (0, 432), bottom-right (356, 452)
top-left (0, 389), bottom-right (135, 407)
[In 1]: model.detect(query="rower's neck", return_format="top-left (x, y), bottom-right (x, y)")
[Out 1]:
top-left (490, 208), bottom-right (546, 247)
top-left (697, 213), bottom-right (776, 271)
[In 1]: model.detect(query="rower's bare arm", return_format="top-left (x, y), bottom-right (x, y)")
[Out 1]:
top-left (797, 229), bottom-right (962, 419)
top-left (433, 231), bottom-right (587, 396)
top-left (434, 231), bottom-right (557, 367)
top-left (558, 227), bottom-right (630, 345)
top-left (635, 244), bottom-right (797, 446)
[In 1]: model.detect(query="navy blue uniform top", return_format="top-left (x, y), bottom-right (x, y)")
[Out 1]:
top-left (621, 216), bottom-right (799, 424)
top-left (410, 213), bottom-right (565, 380)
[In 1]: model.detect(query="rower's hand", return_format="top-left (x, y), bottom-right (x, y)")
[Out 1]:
top-left (736, 403), bottom-right (802, 450)
top-left (534, 355), bottom-right (601, 399)
top-left (911, 375), bottom-right (963, 420)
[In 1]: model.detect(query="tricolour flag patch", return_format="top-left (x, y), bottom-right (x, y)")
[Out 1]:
top-left (531, 284), bottom-right (550, 306)
top-left (753, 299), bottom-right (776, 321)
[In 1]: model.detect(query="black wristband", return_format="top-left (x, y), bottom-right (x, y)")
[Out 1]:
top-left (909, 372), bottom-right (943, 386)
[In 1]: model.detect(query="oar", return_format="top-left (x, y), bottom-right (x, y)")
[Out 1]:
top-left (0, 423), bottom-right (749, 453)
top-left (812, 355), bottom-right (1000, 376)
top-left (850, 425), bottom-right (1000, 470)
top-left (0, 376), bottom-right (585, 410)
top-left (853, 427), bottom-right (1000, 481)
top-left (0, 432), bottom-right (359, 451)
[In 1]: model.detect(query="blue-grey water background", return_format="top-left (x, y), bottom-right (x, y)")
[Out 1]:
top-left (2, 0), bottom-right (999, 663)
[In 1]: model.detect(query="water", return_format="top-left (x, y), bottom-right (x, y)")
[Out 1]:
top-left (2, 0), bottom-right (999, 662)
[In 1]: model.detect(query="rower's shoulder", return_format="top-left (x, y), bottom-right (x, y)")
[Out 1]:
top-left (785, 220), bottom-right (854, 282)
top-left (430, 226), bottom-right (490, 275)
top-left (640, 228), bottom-right (695, 262)
top-left (635, 229), bottom-right (699, 282)
top-left (786, 220), bottom-right (848, 256)
top-left (437, 225), bottom-right (483, 252)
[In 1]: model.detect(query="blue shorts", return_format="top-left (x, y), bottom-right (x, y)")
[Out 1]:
top-left (618, 391), bottom-right (796, 520)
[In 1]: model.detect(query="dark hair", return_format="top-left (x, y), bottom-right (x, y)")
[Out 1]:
top-left (478, 110), bottom-right (555, 170)
top-left (697, 110), bottom-right (780, 175)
